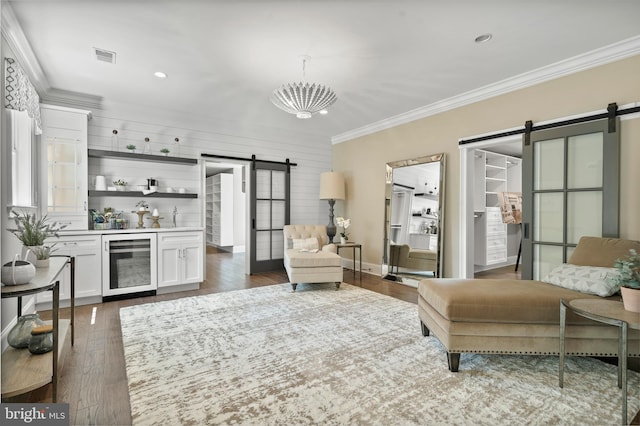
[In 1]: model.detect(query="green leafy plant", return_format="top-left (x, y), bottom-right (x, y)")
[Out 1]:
top-left (160, 148), bottom-right (170, 154)
top-left (126, 144), bottom-right (136, 150)
top-left (9, 211), bottom-right (66, 247)
top-left (609, 249), bottom-right (640, 289)
top-left (113, 179), bottom-right (127, 186)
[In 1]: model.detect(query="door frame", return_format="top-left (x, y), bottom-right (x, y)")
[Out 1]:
top-left (459, 134), bottom-right (522, 278)
top-left (201, 159), bottom-right (253, 274)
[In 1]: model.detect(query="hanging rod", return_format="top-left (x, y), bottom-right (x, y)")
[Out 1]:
top-left (458, 103), bottom-right (640, 146)
top-left (200, 153), bottom-right (297, 167)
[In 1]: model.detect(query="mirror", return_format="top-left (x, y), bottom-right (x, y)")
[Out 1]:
top-left (382, 153), bottom-right (445, 284)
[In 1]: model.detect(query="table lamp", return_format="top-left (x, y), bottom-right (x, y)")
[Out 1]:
top-left (319, 171), bottom-right (345, 243)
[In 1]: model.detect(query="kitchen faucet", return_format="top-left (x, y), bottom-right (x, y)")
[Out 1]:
top-left (172, 206), bottom-right (178, 228)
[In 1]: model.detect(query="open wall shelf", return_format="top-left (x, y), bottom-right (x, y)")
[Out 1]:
top-left (88, 149), bottom-right (198, 165)
top-left (89, 191), bottom-right (197, 198)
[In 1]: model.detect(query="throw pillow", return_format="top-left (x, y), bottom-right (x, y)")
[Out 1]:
top-left (542, 264), bottom-right (620, 297)
top-left (292, 237), bottom-right (320, 251)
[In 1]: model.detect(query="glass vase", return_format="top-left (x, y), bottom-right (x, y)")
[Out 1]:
top-left (111, 129), bottom-right (119, 151)
top-left (143, 137), bottom-right (151, 154)
top-left (8, 313), bottom-right (45, 349)
top-left (29, 325), bottom-right (53, 354)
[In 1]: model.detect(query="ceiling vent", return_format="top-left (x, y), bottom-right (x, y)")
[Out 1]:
top-left (93, 47), bottom-right (116, 64)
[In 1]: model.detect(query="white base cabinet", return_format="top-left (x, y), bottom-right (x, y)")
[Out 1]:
top-left (157, 232), bottom-right (204, 288)
top-left (36, 234), bottom-right (102, 308)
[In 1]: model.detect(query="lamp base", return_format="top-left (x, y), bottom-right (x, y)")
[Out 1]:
top-left (326, 199), bottom-right (337, 243)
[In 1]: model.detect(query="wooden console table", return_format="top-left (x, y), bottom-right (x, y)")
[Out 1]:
top-left (1, 256), bottom-right (75, 402)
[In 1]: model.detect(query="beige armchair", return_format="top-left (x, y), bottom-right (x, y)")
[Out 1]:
top-left (389, 244), bottom-right (437, 274)
top-left (282, 225), bottom-right (343, 291)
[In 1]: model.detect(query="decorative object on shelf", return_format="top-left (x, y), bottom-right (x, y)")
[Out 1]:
top-left (28, 324), bottom-right (54, 354)
top-left (8, 210), bottom-right (65, 264)
top-left (111, 129), bottom-right (119, 151)
top-left (95, 175), bottom-right (107, 190)
top-left (113, 179), bottom-right (128, 191)
top-left (2, 252), bottom-right (36, 285)
top-left (335, 217), bottom-right (351, 244)
top-left (173, 137), bottom-right (180, 156)
top-left (133, 203), bottom-right (150, 228)
top-left (160, 148), bottom-right (170, 156)
top-left (143, 137), bottom-right (151, 154)
top-left (147, 211), bottom-right (163, 228)
top-left (270, 56), bottom-right (337, 119)
top-left (7, 313), bottom-right (45, 348)
top-left (147, 178), bottom-right (158, 191)
top-left (609, 249), bottom-right (640, 312)
top-left (319, 172), bottom-right (345, 243)
top-left (126, 144), bottom-right (136, 153)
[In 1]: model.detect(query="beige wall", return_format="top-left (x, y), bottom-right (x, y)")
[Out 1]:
top-left (334, 55), bottom-right (640, 277)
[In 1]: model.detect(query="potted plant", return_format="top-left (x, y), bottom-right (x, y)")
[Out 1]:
top-left (609, 249), bottom-right (640, 312)
top-left (335, 217), bottom-right (351, 244)
top-left (9, 211), bottom-right (66, 266)
top-left (30, 245), bottom-right (57, 268)
top-left (160, 148), bottom-right (170, 156)
top-left (126, 144), bottom-right (136, 153)
top-left (113, 179), bottom-right (128, 191)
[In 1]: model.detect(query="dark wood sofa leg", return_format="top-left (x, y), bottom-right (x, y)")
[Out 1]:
top-left (335, 282), bottom-right (341, 290)
top-left (420, 321), bottom-right (430, 336)
top-left (291, 283), bottom-right (297, 292)
top-left (447, 352), bottom-right (460, 372)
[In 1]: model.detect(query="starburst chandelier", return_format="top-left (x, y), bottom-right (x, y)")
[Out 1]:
top-left (270, 57), bottom-right (337, 119)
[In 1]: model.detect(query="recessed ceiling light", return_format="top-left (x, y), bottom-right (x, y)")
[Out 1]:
top-left (475, 33), bottom-right (493, 43)
top-left (319, 109), bottom-right (329, 115)
top-left (154, 71), bottom-right (167, 78)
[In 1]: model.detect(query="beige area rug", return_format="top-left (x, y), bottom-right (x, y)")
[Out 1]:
top-left (120, 283), bottom-right (640, 425)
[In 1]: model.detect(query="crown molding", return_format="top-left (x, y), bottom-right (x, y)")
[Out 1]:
top-left (1, 2), bottom-right (49, 94)
top-left (332, 35), bottom-right (640, 145)
top-left (41, 88), bottom-right (102, 113)
top-left (2, 3), bottom-right (102, 111)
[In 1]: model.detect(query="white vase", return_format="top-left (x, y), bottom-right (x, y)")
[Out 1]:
top-left (35, 258), bottom-right (50, 268)
top-left (340, 237), bottom-right (347, 244)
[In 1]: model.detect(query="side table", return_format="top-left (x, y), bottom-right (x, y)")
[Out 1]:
top-left (559, 298), bottom-right (640, 425)
top-left (1, 256), bottom-right (75, 402)
top-left (335, 242), bottom-right (362, 282)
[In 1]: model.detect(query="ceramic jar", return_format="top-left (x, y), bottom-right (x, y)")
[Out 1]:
top-left (7, 313), bottom-right (45, 348)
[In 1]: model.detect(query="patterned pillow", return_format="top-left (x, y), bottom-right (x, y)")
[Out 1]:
top-left (542, 264), bottom-right (620, 297)
top-left (292, 237), bottom-right (320, 251)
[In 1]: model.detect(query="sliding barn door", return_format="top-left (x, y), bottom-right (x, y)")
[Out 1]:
top-left (249, 160), bottom-right (291, 273)
top-left (521, 119), bottom-right (619, 280)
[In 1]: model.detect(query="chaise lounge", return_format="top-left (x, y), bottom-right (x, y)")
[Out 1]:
top-left (282, 224), bottom-right (343, 291)
top-left (418, 236), bottom-right (640, 371)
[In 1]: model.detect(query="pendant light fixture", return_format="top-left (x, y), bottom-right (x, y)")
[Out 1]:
top-left (270, 56), bottom-right (337, 119)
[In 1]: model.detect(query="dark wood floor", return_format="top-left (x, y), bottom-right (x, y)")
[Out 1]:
top-left (6, 253), bottom-right (638, 425)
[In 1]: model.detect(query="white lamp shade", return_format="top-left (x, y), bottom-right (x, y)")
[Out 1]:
top-left (319, 172), bottom-right (345, 200)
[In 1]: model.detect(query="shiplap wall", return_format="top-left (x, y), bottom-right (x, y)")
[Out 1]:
top-left (86, 101), bottom-right (334, 229)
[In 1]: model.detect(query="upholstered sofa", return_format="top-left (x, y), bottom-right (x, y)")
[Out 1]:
top-left (389, 244), bottom-right (437, 274)
top-left (418, 236), bottom-right (640, 372)
top-left (282, 225), bottom-right (343, 291)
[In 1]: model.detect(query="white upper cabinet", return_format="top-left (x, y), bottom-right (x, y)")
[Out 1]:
top-left (39, 104), bottom-right (91, 230)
